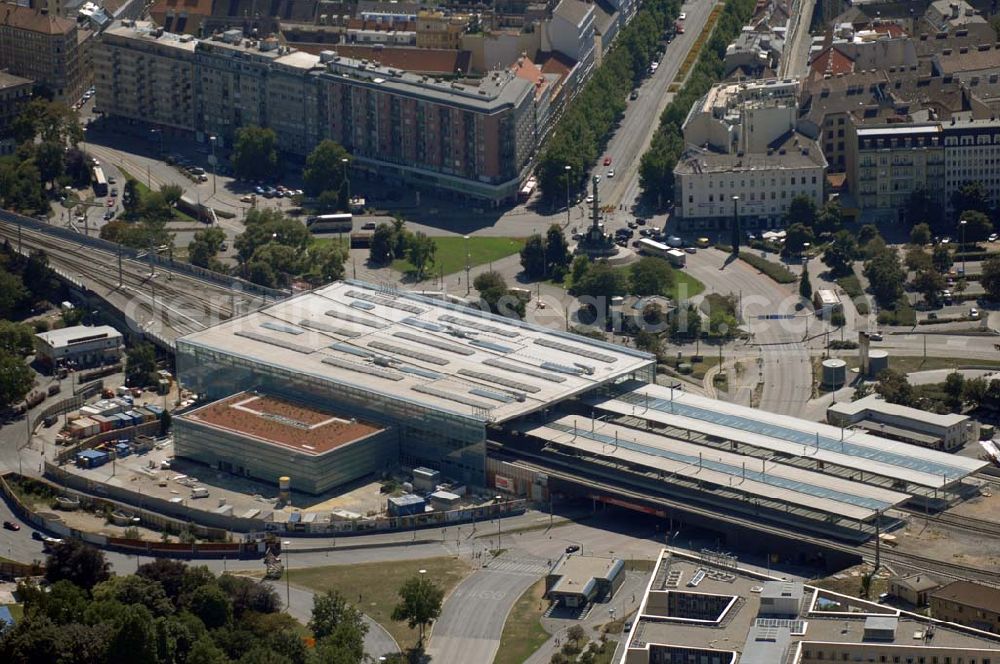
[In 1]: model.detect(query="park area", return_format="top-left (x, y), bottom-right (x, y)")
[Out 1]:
top-left (286, 556), bottom-right (471, 651)
top-left (392, 237), bottom-right (526, 280)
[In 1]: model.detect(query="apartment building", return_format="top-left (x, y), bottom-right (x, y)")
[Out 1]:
top-left (415, 10), bottom-right (469, 49)
top-left (845, 123), bottom-right (945, 219)
top-left (0, 3), bottom-right (92, 102)
top-left (673, 79), bottom-right (826, 230)
top-left (842, 114), bottom-right (1000, 220)
top-left (0, 71), bottom-right (32, 155)
top-left (95, 21), bottom-right (537, 203)
top-left (931, 581), bottom-right (1000, 635)
top-left (97, 23), bottom-right (197, 132)
top-left (674, 135), bottom-right (827, 230)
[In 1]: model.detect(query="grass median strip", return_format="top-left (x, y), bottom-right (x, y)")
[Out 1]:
top-left (836, 272), bottom-right (870, 315)
top-left (493, 579), bottom-right (550, 664)
top-left (738, 253), bottom-right (797, 284)
top-left (286, 556), bottom-right (471, 651)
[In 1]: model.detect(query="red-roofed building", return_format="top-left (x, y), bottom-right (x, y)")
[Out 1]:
top-left (0, 4), bottom-right (91, 101)
top-left (809, 46), bottom-right (855, 79)
top-left (149, 0), bottom-right (213, 36)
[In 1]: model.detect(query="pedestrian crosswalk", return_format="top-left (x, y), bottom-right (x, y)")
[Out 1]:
top-left (484, 554), bottom-right (552, 576)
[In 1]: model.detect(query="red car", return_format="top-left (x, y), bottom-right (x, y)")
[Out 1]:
top-left (3, 520), bottom-right (20, 531)
top-left (106, 198), bottom-right (114, 207)
top-left (603, 156), bottom-right (613, 166)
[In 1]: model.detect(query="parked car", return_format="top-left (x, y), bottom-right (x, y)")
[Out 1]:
top-left (868, 332), bottom-right (883, 341)
top-left (970, 307), bottom-right (980, 319)
top-left (629, 90), bottom-right (639, 100)
top-left (603, 156), bottom-right (612, 166)
top-left (565, 544), bottom-right (580, 553)
top-left (585, 195), bottom-right (594, 204)
top-left (2, 520), bottom-right (19, 531)
top-left (108, 176), bottom-right (117, 185)
top-left (684, 246), bottom-right (697, 254)
top-left (990, 233), bottom-right (999, 242)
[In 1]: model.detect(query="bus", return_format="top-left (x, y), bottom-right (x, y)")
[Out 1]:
top-left (306, 213), bottom-right (353, 234)
top-left (92, 166), bottom-right (108, 197)
top-left (637, 238), bottom-right (670, 258)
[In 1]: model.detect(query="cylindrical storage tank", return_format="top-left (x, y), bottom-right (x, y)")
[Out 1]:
top-left (867, 350), bottom-right (889, 377)
top-left (278, 476), bottom-right (291, 503)
top-left (822, 359), bottom-right (846, 388)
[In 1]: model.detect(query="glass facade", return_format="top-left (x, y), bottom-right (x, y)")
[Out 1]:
top-left (176, 340), bottom-right (487, 486)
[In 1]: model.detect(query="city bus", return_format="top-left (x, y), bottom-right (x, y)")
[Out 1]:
top-left (92, 166), bottom-right (108, 197)
top-left (306, 213), bottom-right (353, 234)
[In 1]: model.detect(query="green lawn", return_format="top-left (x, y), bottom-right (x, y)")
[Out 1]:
top-left (836, 272), bottom-right (870, 316)
top-left (890, 356), bottom-right (1000, 375)
top-left (493, 579), bottom-right (550, 664)
top-left (285, 556), bottom-right (471, 651)
top-left (117, 166), bottom-right (197, 223)
top-left (1, 604), bottom-right (23, 624)
top-left (670, 271), bottom-right (705, 300)
top-left (392, 236), bottom-right (526, 280)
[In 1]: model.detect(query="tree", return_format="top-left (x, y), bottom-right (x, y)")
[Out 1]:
top-left (783, 223), bottom-right (815, 257)
top-left (0, 270), bottom-right (27, 317)
top-left (0, 321), bottom-right (34, 355)
top-left (0, 350), bottom-right (34, 412)
top-left (784, 195), bottom-right (818, 229)
top-left (822, 231), bottom-right (859, 276)
top-left (160, 183), bottom-right (183, 208)
top-left (520, 234), bottom-right (547, 279)
top-left (218, 574), bottom-right (281, 617)
top-left (668, 303), bottom-right (702, 340)
top-left (187, 636), bottom-right (230, 664)
top-left (93, 575), bottom-right (174, 618)
top-left (567, 625), bottom-right (587, 645)
top-left (306, 242), bottom-right (346, 284)
top-left (24, 250), bottom-right (57, 303)
top-left (943, 371), bottom-right (965, 413)
top-left (863, 245), bottom-right (905, 308)
top-left (122, 178), bottom-right (140, 216)
top-left (910, 223), bottom-right (932, 246)
top-left (858, 224), bottom-right (880, 247)
top-left (951, 181), bottom-right (990, 218)
top-left (932, 244), bottom-right (953, 273)
top-left (232, 126), bottom-right (279, 181)
top-left (44, 540), bottom-right (110, 591)
top-left (186, 584), bottom-right (233, 630)
top-left (982, 254), bottom-right (1000, 300)
top-left (815, 200), bottom-right (843, 235)
top-left (799, 268), bottom-right (812, 300)
top-left (573, 260), bottom-right (628, 300)
top-left (406, 232), bottom-right (436, 280)
top-left (874, 368), bottom-right (914, 406)
top-left (126, 342), bottom-right (157, 387)
top-left (474, 271), bottom-right (524, 319)
top-left (904, 246), bottom-right (933, 273)
top-left (137, 559), bottom-right (189, 606)
top-left (570, 255), bottom-right (590, 286)
top-left (188, 227), bottom-right (227, 268)
top-left (369, 224), bottom-right (396, 265)
top-left (630, 256), bottom-right (674, 297)
top-left (303, 140), bottom-right (350, 198)
top-left (545, 225), bottom-right (570, 272)
top-left (391, 575), bottom-right (444, 645)
top-left (107, 604), bottom-right (158, 664)
top-left (308, 590), bottom-right (368, 652)
top-left (35, 141), bottom-right (65, 186)
top-left (959, 209), bottom-right (993, 243)
top-left (913, 269), bottom-right (945, 306)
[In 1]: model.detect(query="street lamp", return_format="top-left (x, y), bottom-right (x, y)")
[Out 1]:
top-left (564, 164), bottom-right (572, 228)
top-left (282, 540), bottom-right (292, 612)
top-left (209, 135), bottom-right (218, 197)
top-left (494, 494), bottom-right (502, 551)
top-left (150, 128), bottom-right (163, 156)
top-left (341, 157), bottom-right (350, 209)
top-left (731, 196), bottom-right (741, 255)
top-left (959, 219), bottom-right (967, 276)
top-left (464, 235), bottom-right (471, 295)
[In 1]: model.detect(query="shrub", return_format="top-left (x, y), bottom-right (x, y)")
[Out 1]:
top-left (738, 253), bottom-right (796, 284)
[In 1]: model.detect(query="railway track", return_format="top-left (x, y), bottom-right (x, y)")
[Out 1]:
top-left (900, 508), bottom-right (1000, 538)
top-left (0, 221), bottom-right (250, 337)
top-left (860, 543), bottom-right (1000, 587)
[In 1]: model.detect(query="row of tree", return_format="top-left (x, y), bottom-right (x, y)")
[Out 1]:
top-left (369, 218), bottom-right (437, 279)
top-left (234, 208), bottom-right (347, 288)
top-left (0, 99), bottom-right (86, 216)
top-left (536, 0), bottom-right (681, 201)
top-left (638, 0), bottom-right (756, 205)
top-left (860, 368), bottom-right (1000, 416)
top-left (519, 225), bottom-right (571, 280)
top-left (905, 182), bottom-right (996, 238)
top-left (2, 539), bottom-right (447, 663)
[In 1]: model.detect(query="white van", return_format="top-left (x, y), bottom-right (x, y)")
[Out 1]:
top-left (190, 487), bottom-right (209, 499)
